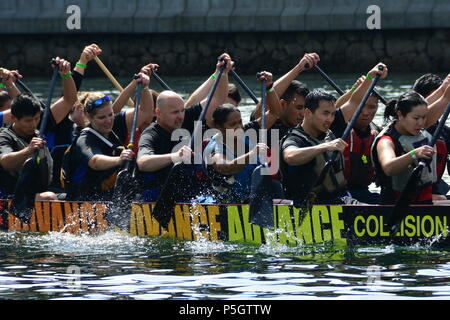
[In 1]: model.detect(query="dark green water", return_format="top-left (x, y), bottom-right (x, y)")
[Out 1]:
top-left (1, 72), bottom-right (450, 300)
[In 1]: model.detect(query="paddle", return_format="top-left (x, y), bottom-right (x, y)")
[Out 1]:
top-left (8, 60), bottom-right (60, 223)
top-left (151, 72), bottom-right (172, 91)
top-left (312, 64), bottom-right (387, 105)
top-left (94, 56), bottom-right (135, 107)
top-left (248, 73), bottom-right (276, 229)
top-left (230, 69), bottom-right (259, 104)
top-left (152, 62), bottom-right (227, 229)
top-left (297, 65), bottom-right (385, 210)
top-left (15, 79), bottom-right (47, 109)
top-left (388, 101), bottom-right (450, 235)
top-left (106, 75), bottom-right (143, 229)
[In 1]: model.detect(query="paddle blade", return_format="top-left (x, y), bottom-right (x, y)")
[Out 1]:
top-left (8, 158), bottom-right (43, 223)
top-left (152, 163), bottom-right (194, 229)
top-left (248, 165), bottom-right (275, 229)
top-left (105, 168), bottom-right (137, 230)
top-left (388, 164), bottom-right (425, 235)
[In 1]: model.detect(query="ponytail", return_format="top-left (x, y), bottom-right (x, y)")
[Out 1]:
top-left (383, 91), bottom-right (427, 124)
top-left (383, 99), bottom-right (398, 123)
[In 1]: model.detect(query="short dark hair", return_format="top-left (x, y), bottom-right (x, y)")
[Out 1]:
top-left (280, 80), bottom-right (310, 102)
top-left (11, 93), bottom-right (42, 119)
top-left (412, 73), bottom-right (442, 98)
top-left (384, 91), bottom-right (428, 123)
top-left (0, 91), bottom-right (11, 108)
top-left (228, 83), bottom-right (241, 105)
top-left (304, 90), bottom-right (336, 113)
top-left (212, 103), bottom-right (240, 127)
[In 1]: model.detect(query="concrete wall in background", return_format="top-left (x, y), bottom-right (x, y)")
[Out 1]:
top-left (0, 1), bottom-right (449, 76)
top-left (0, 0), bottom-right (449, 33)
top-left (1, 29), bottom-right (449, 77)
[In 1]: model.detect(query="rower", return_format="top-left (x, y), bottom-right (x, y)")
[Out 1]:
top-left (136, 54), bottom-right (234, 202)
top-left (338, 77), bottom-right (382, 204)
top-left (45, 44), bottom-right (103, 193)
top-left (0, 58), bottom-right (77, 200)
top-left (64, 72), bottom-right (153, 201)
top-left (226, 83), bottom-right (241, 106)
top-left (281, 63), bottom-right (388, 205)
top-left (372, 84), bottom-right (450, 205)
top-left (249, 53), bottom-right (319, 141)
top-left (0, 68), bottom-right (23, 127)
top-left (413, 73), bottom-right (450, 200)
top-left (0, 91), bottom-right (12, 114)
top-left (203, 72), bottom-right (282, 203)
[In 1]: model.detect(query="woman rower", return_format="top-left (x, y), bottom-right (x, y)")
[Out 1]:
top-left (203, 71), bottom-right (283, 203)
top-left (372, 87), bottom-right (450, 205)
top-left (65, 71), bottom-right (154, 201)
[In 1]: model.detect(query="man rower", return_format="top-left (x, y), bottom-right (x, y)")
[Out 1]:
top-left (280, 63), bottom-right (388, 205)
top-left (0, 58), bottom-right (77, 200)
top-left (136, 54), bottom-right (234, 202)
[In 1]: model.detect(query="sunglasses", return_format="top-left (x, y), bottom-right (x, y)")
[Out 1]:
top-left (91, 95), bottom-right (112, 109)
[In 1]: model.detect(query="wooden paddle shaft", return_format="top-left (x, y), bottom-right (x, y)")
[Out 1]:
top-left (94, 56), bottom-right (135, 107)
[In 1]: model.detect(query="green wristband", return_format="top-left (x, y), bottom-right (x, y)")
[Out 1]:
top-left (60, 73), bottom-right (72, 79)
top-left (351, 86), bottom-right (356, 92)
top-left (0, 83), bottom-right (5, 89)
top-left (211, 74), bottom-right (216, 80)
top-left (76, 62), bottom-right (87, 69)
top-left (366, 73), bottom-right (374, 81)
top-left (410, 149), bottom-right (417, 161)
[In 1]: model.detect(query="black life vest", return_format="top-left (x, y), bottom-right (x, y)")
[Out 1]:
top-left (280, 127), bottom-right (347, 201)
top-left (0, 127), bottom-right (53, 195)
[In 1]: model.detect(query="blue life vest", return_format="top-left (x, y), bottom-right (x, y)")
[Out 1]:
top-left (204, 134), bottom-right (258, 202)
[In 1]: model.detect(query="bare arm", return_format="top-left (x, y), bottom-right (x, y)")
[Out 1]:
top-left (425, 84), bottom-right (450, 128)
top-left (211, 143), bottom-right (266, 175)
top-left (49, 58), bottom-right (78, 124)
top-left (201, 55), bottom-right (234, 129)
top-left (253, 53), bottom-right (320, 120)
top-left (120, 73), bottom-right (153, 133)
top-left (376, 137), bottom-right (435, 176)
top-left (335, 75), bottom-right (365, 109)
top-left (88, 154), bottom-right (121, 171)
top-left (73, 43), bottom-right (102, 76)
top-left (137, 145), bottom-right (192, 172)
top-left (283, 138), bottom-right (347, 166)
top-left (426, 74), bottom-right (450, 105)
top-left (0, 69), bottom-right (22, 99)
top-left (137, 153), bottom-right (175, 172)
top-left (252, 71), bottom-right (283, 129)
top-left (340, 63), bottom-right (388, 122)
top-left (88, 149), bottom-right (134, 171)
top-left (0, 138), bottom-right (44, 170)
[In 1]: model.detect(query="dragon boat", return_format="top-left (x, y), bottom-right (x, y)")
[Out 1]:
top-left (1, 199), bottom-right (449, 247)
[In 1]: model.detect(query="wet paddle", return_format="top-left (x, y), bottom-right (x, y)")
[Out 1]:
top-left (106, 75), bottom-right (142, 229)
top-left (298, 65), bottom-right (384, 209)
top-left (152, 63), bottom-right (227, 229)
top-left (388, 101), bottom-right (450, 235)
top-left (8, 60), bottom-right (60, 223)
top-left (248, 73), bottom-right (275, 229)
top-left (312, 64), bottom-right (387, 105)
